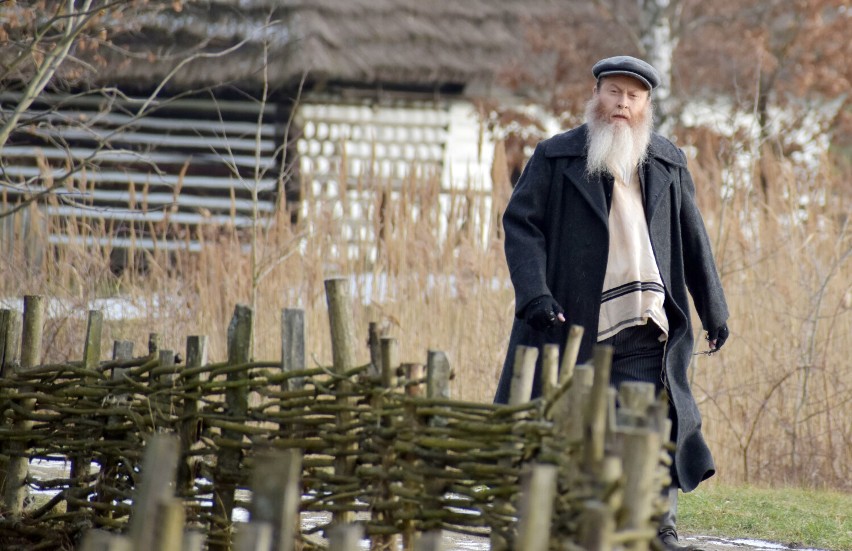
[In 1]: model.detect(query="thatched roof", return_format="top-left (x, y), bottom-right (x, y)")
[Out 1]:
top-left (86, 0), bottom-right (564, 95)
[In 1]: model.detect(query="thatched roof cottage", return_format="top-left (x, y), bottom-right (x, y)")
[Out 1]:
top-left (1, 0), bottom-right (561, 254)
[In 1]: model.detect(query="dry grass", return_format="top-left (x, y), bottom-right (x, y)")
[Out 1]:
top-left (0, 140), bottom-right (849, 491)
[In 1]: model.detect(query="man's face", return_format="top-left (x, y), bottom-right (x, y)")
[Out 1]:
top-left (593, 75), bottom-right (651, 127)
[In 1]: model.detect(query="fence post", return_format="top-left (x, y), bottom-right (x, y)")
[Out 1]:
top-left (584, 345), bottom-right (613, 473)
top-left (69, 310), bottom-right (103, 513)
top-left (515, 463), bottom-right (558, 551)
top-left (95, 340), bottom-right (135, 521)
top-left (0, 308), bottom-right (22, 376)
top-left (371, 337), bottom-right (400, 551)
top-left (491, 344), bottom-right (538, 551)
top-left (234, 522), bottom-right (273, 551)
top-left (128, 433), bottom-right (181, 551)
top-left (178, 336), bottom-right (207, 494)
top-left (2, 295), bottom-right (44, 515)
top-left (328, 524), bottom-right (364, 551)
top-left (325, 278), bottom-right (359, 526)
top-left (618, 427), bottom-right (661, 551)
top-left (281, 309), bottom-right (305, 391)
top-left (78, 529), bottom-right (132, 551)
top-left (0, 308), bottom-right (22, 497)
top-left (249, 448), bottom-right (303, 551)
top-left (212, 304), bottom-right (253, 549)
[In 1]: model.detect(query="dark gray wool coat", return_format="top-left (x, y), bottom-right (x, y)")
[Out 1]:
top-left (494, 124), bottom-right (729, 492)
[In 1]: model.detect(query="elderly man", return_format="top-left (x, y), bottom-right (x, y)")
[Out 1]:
top-left (494, 56), bottom-right (729, 550)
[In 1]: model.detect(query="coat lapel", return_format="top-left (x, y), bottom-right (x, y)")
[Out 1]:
top-left (564, 158), bottom-right (608, 227)
top-left (642, 155), bottom-right (674, 223)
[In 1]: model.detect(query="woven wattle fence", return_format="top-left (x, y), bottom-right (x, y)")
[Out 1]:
top-left (0, 279), bottom-right (672, 551)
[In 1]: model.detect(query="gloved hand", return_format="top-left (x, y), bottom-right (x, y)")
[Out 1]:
top-left (707, 323), bottom-right (729, 351)
top-left (524, 295), bottom-right (565, 331)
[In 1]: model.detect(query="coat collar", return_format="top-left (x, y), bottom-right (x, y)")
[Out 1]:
top-left (543, 124), bottom-right (685, 225)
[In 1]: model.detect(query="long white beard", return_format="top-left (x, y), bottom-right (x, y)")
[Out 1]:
top-left (584, 99), bottom-right (653, 183)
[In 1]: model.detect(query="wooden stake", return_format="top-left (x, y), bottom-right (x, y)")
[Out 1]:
top-left (2, 295), bottom-right (44, 515)
top-left (328, 524), bottom-right (364, 551)
top-left (281, 309), bottom-right (305, 391)
top-left (508, 345), bottom-right (538, 407)
top-left (541, 344), bottom-right (559, 401)
top-left (128, 433), bottom-right (180, 551)
top-left (559, 324), bottom-right (585, 384)
top-left (325, 278), bottom-right (358, 525)
top-left (515, 464), bottom-right (558, 551)
top-left (249, 449), bottom-right (303, 551)
top-left (212, 304), bottom-right (253, 547)
top-left (584, 345), bottom-right (613, 472)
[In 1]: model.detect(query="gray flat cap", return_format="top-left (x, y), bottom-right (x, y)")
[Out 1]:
top-left (592, 55), bottom-right (660, 90)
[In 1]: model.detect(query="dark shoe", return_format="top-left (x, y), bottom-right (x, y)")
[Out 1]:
top-left (658, 528), bottom-right (704, 551)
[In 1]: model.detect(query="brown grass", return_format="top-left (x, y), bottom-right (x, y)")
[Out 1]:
top-left (0, 141), bottom-right (849, 491)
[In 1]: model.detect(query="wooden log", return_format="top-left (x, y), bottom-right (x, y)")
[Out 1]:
top-left (584, 345), bottom-right (613, 472)
top-left (78, 530), bottom-right (132, 551)
top-left (212, 304), bottom-right (253, 548)
top-left (328, 524), bottom-right (364, 551)
top-left (249, 449), bottom-right (303, 551)
top-left (281, 309), bottom-right (305, 391)
top-left (2, 295), bottom-right (44, 515)
top-left (325, 278), bottom-right (358, 526)
top-left (128, 433), bottom-right (180, 551)
top-left (178, 336), bottom-right (207, 494)
top-left (515, 463), bottom-right (558, 551)
top-left (541, 344), bottom-right (559, 401)
top-left (234, 522), bottom-right (273, 551)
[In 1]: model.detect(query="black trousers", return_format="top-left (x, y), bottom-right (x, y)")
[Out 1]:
top-left (601, 321), bottom-right (681, 492)
top-left (600, 321), bottom-right (666, 393)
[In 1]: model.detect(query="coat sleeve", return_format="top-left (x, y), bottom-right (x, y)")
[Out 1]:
top-left (503, 143), bottom-right (555, 318)
top-left (677, 153), bottom-right (729, 331)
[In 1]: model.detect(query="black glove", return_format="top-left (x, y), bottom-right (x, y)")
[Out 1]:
top-left (707, 324), bottom-right (729, 351)
top-left (524, 295), bottom-right (564, 331)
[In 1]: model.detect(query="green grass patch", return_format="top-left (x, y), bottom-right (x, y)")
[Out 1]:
top-left (679, 484), bottom-right (852, 550)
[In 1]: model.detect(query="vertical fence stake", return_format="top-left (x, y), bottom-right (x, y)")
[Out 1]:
top-left (0, 308), bottom-right (22, 497)
top-left (178, 336), bottom-right (207, 494)
top-left (584, 345), bottom-right (613, 473)
top-left (281, 309), bottom-right (305, 391)
top-left (69, 310), bottom-right (103, 512)
top-left (325, 278), bottom-right (359, 526)
top-left (128, 433), bottom-right (180, 551)
top-left (2, 295), bottom-right (44, 515)
top-left (95, 340), bottom-right (134, 520)
top-left (249, 449), bottom-right (303, 551)
top-left (212, 304), bottom-right (253, 550)
top-left (515, 463), bottom-right (558, 551)
top-left (328, 524), bottom-right (364, 551)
